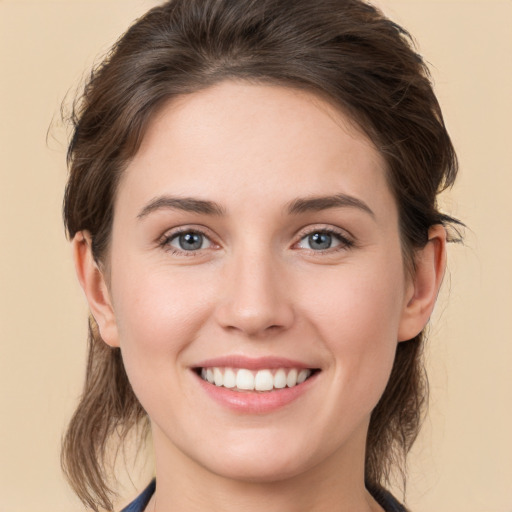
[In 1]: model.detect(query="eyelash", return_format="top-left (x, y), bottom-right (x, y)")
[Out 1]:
top-left (158, 226), bottom-right (354, 256)
top-left (294, 226), bottom-right (354, 255)
top-left (158, 227), bottom-right (214, 257)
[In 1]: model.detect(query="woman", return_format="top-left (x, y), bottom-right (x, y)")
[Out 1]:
top-left (61, 0), bottom-right (460, 511)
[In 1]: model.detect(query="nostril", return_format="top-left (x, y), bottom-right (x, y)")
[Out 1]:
top-left (215, 300), bottom-right (295, 337)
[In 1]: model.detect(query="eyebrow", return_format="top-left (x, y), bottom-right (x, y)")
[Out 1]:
top-left (137, 196), bottom-right (226, 219)
top-left (137, 193), bottom-right (375, 220)
top-left (286, 194), bottom-right (375, 218)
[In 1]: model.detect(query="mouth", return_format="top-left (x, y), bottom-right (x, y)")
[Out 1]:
top-left (194, 366), bottom-right (320, 392)
top-left (192, 357), bottom-right (321, 412)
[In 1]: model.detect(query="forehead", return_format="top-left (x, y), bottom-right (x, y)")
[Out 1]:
top-left (117, 81), bottom-right (395, 222)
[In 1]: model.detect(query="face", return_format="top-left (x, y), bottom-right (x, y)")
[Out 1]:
top-left (91, 82), bottom-right (421, 483)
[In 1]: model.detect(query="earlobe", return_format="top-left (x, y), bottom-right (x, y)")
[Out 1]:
top-left (398, 225), bottom-right (447, 342)
top-left (72, 231), bottom-right (120, 347)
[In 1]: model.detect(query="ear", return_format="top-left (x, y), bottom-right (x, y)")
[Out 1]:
top-left (72, 231), bottom-right (120, 347)
top-left (398, 224), bottom-right (447, 342)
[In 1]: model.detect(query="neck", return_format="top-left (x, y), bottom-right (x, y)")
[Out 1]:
top-left (149, 425), bottom-right (383, 512)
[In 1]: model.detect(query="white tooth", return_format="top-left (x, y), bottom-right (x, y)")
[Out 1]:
top-left (297, 369), bottom-right (310, 384)
top-left (274, 369), bottom-right (287, 389)
top-left (254, 370), bottom-right (274, 391)
top-left (201, 368), bottom-right (207, 380)
top-left (223, 368), bottom-right (236, 388)
top-left (213, 367), bottom-right (223, 386)
top-left (236, 369), bottom-right (255, 390)
top-left (286, 368), bottom-right (298, 387)
top-left (206, 368), bottom-right (214, 384)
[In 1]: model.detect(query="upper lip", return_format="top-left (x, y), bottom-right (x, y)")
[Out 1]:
top-left (193, 355), bottom-right (317, 371)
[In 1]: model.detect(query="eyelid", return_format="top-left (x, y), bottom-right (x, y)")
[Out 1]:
top-left (156, 223), bottom-right (354, 256)
top-left (293, 225), bottom-right (355, 252)
top-left (158, 225), bottom-right (220, 255)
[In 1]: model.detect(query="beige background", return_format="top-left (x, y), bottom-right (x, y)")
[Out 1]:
top-left (1, 0), bottom-right (511, 511)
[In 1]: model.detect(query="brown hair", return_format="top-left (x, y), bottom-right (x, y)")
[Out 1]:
top-left (62, 0), bottom-right (460, 510)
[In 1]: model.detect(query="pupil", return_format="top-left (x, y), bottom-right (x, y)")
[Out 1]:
top-left (179, 232), bottom-right (202, 250)
top-left (309, 232), bottom-right (331, 250)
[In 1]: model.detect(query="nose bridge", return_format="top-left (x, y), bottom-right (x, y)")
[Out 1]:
top-left (215, 240), bottom-right (294, 336)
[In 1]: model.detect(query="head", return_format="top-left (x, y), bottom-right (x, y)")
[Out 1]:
top-left (62, 0), bottom-right (459, 510)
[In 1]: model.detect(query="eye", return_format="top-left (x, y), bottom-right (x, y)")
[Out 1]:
top-left (296, 229), bottom-right (352, 251)
top-left (166, 230), bottom-right (212, 252)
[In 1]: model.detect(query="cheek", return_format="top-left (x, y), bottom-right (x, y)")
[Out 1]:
top-left (304, 256), bottom-right (406, 341)
top-left (109, 261), bottom-right (216, 376)
top-left (108, 262), bottom-right (223, 429)
top-left (302, 256), bottom-right (406, 406)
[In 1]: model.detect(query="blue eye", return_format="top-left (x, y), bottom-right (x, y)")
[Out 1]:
top-left (307, 232), bottom-right (334, 250)
top-left (168, 231), bottom-right (211, 251)
top-left (297, 230), bottom-right (350, 251)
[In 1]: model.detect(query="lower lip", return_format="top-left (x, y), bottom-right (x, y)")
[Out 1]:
top-left (194, 371), bottom-right (319, 414)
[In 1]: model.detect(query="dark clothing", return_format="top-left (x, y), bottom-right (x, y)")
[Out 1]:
top-left (369, 484), bottom-right (408, 512)
top-left (120, 479), bottom-right (155, 512)
top-left (120, 478), bottom-right (407, 512)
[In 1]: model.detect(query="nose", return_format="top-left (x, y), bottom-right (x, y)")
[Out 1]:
top-left (214, 248), bottom-right (295, 338)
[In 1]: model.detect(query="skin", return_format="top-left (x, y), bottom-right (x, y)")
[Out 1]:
top-left (74, 82), bottom-right (446, 512)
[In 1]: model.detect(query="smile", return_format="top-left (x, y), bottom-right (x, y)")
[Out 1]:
top-left (198, 367), bottom-right (316, 392)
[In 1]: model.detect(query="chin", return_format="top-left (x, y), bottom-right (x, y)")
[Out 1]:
top-left (205, 454), bottom-right (311, 484)
top-left (187, 430), bottom-right (325, 484)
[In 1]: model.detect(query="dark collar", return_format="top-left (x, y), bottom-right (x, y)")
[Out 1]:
top-left (121, 479), bottom-right (408, 512)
